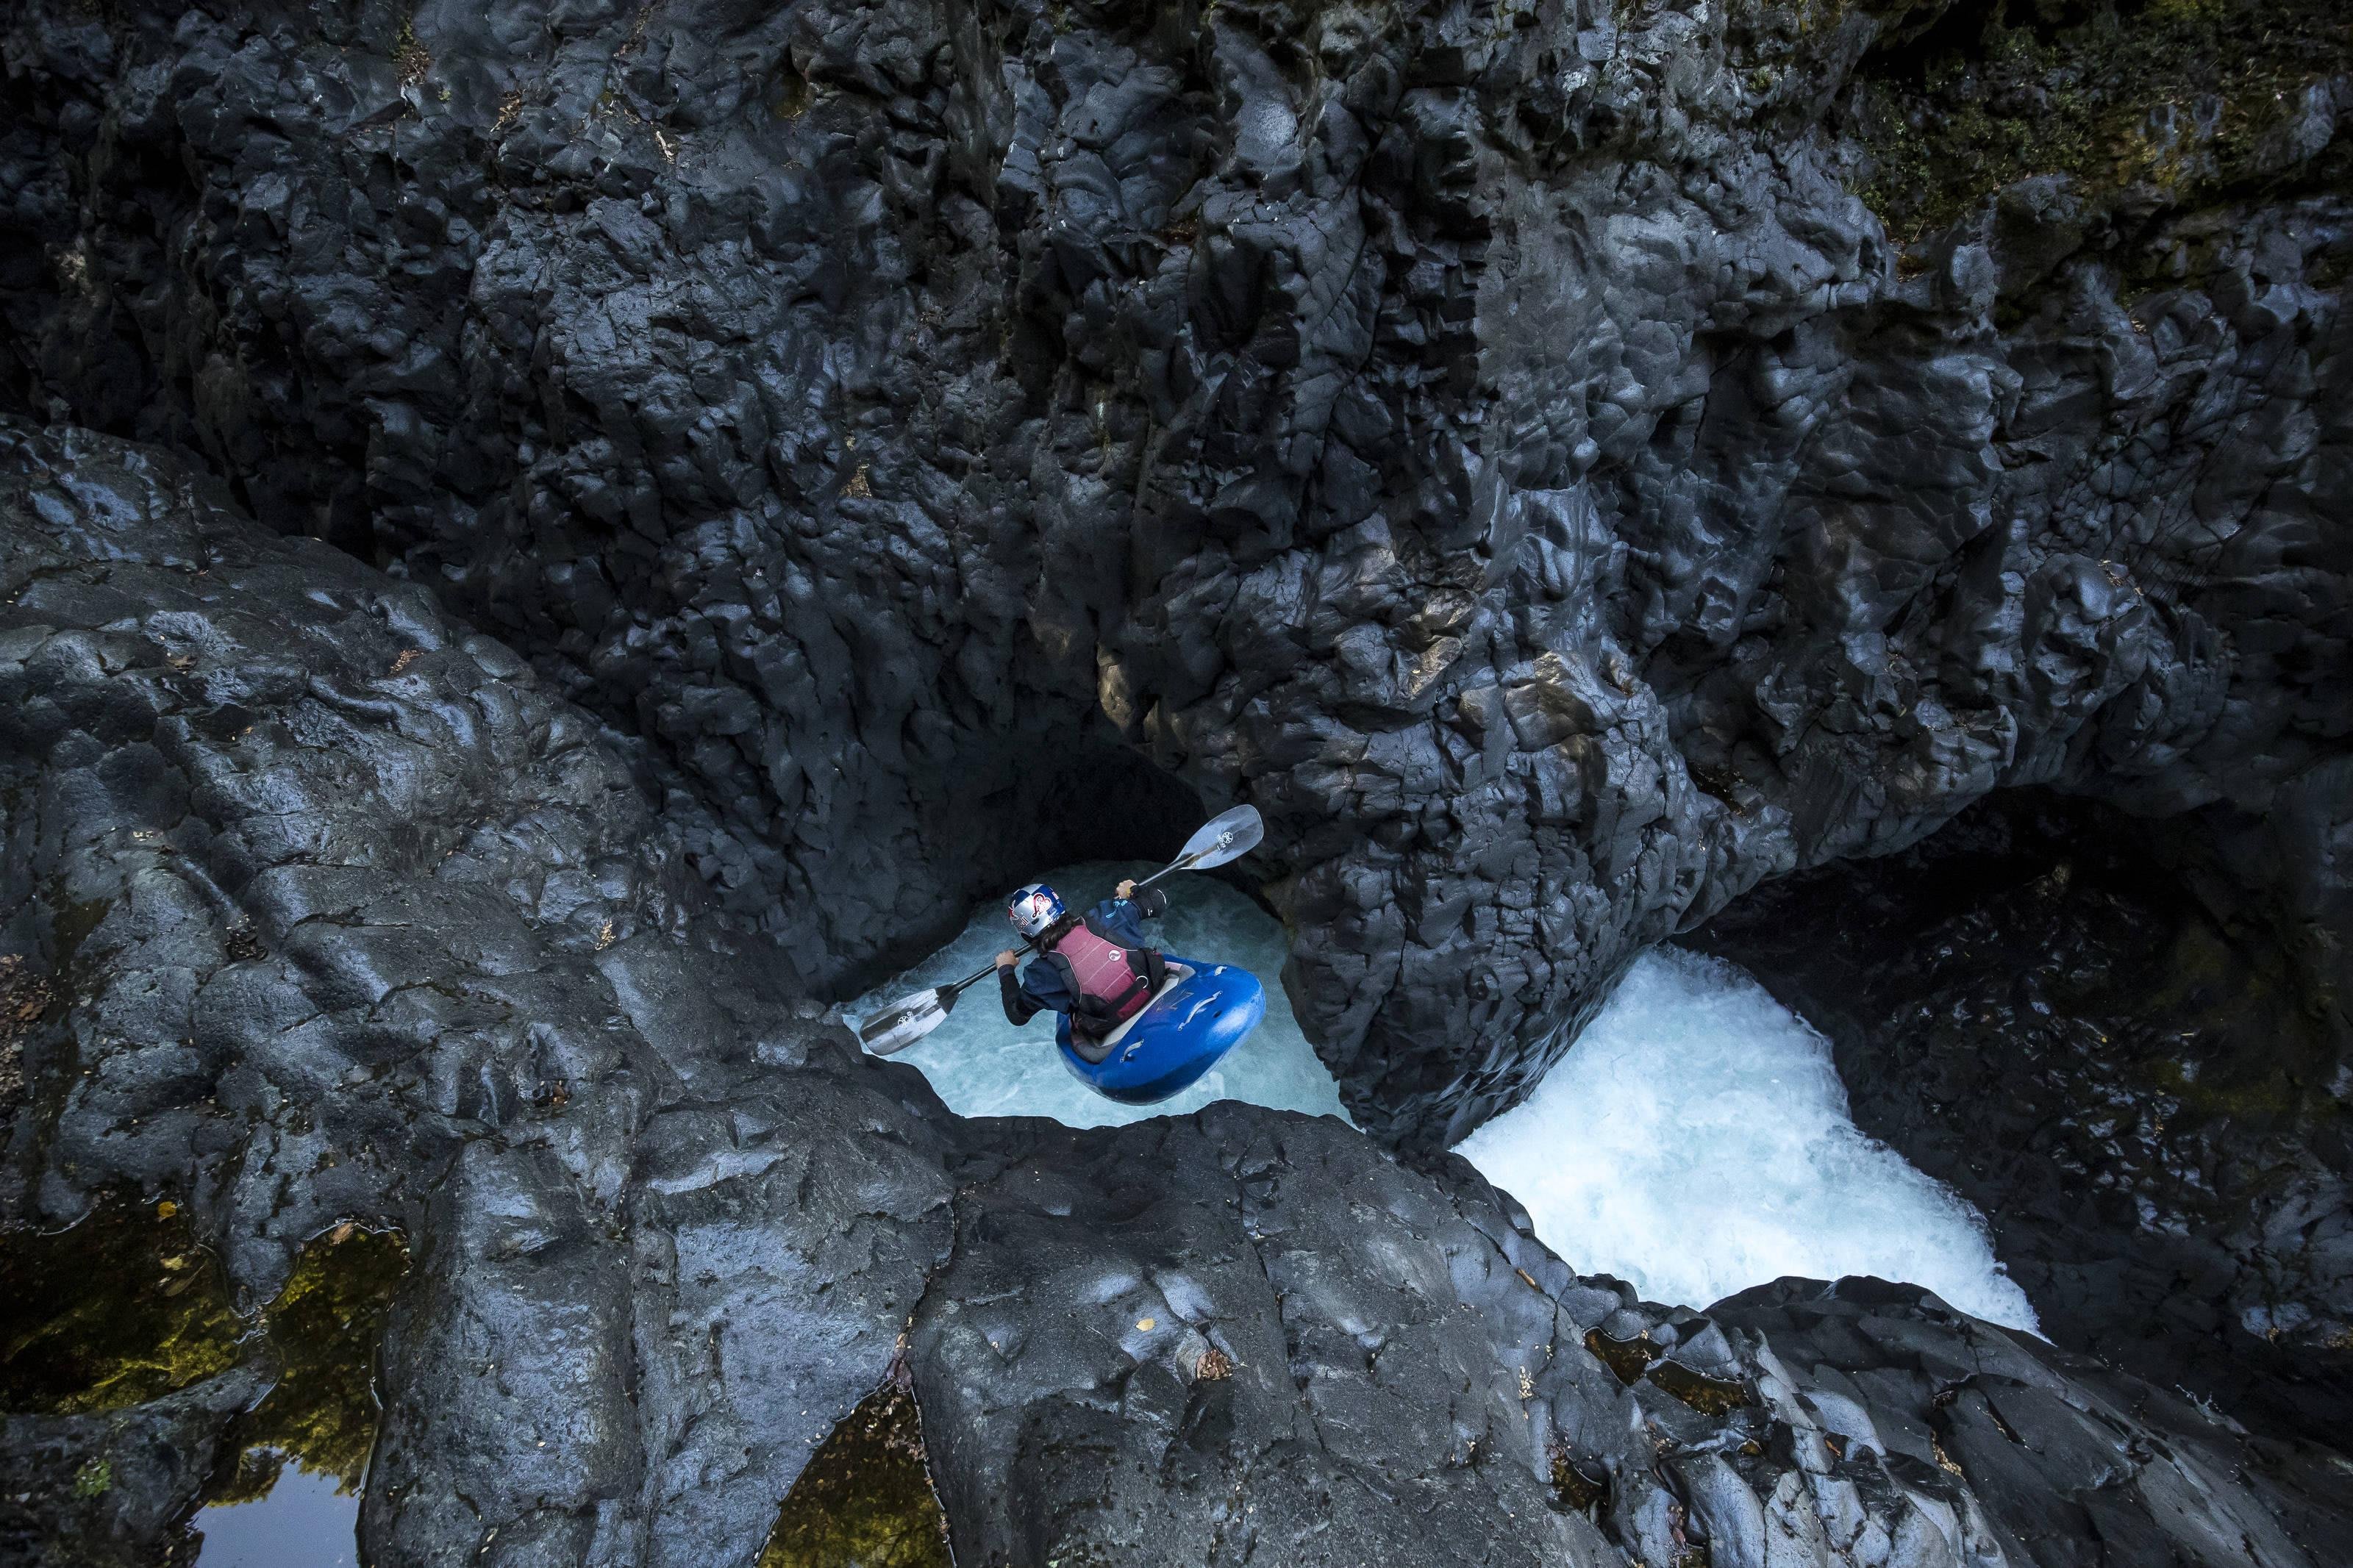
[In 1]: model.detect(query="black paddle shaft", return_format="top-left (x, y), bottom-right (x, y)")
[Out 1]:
top-left (860, 805), bottom-right (1261, 1055)
top-left (940, 940), bottom-right (1031, 1003)
top-left (942, 855), bottom-right (1202, 1000)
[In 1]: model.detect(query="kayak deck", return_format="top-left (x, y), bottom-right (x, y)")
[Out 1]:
top-left (1055, 953), bottom-right (1266, 1104)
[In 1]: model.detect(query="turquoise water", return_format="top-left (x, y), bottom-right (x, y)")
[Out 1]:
top-left (849, 860), bottom-right (1350, 1128)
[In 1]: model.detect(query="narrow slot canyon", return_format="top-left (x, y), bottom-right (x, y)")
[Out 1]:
top-left (2, 0), bottom-right (2349, 1564)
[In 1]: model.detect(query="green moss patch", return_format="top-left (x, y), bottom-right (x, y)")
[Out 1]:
top-left (0, 1203), bottom-right (246, 1415)
top-left (758, 1378), bottom-right (951, 1568)
top-left (0, 1206), bottom-right (409, 1495)
top-left (1845, 0), bottom-right (2353, 241)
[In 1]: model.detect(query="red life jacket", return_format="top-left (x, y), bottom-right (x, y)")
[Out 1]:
top-left (1043, 917), bottom-right (1162, 1040)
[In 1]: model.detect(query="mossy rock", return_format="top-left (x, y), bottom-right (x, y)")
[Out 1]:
top-left (759, 1379), bottom-right (951, 1568)
top-left (1845, 0), bottom-right (2353, 243)
top-left (0, 1207), bottom-right (409, 1497)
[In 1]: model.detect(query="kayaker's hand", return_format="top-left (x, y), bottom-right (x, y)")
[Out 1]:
top-left (994, 950), bottom-right (1018, 970)
top-left (1115, 878), bottom-right (1137, 901)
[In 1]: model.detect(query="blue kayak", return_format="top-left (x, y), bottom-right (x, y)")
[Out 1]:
top-left (1054, 953), bottom-right (1267, 1104)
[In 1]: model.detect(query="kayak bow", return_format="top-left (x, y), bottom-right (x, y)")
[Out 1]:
top-left (1054, 953), bottom-right (1266, 1105)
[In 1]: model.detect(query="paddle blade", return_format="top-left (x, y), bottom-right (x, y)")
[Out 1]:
top-left (1178, 803), bottom-right (1264, 870)
top-left (857, 985), bottom-right (957, 1056)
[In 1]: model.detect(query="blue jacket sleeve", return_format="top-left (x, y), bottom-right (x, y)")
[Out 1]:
top-left (1002, 958), bottom-right (1071, 1024)
top-left (1090, 887), bottom-right (1166, 947)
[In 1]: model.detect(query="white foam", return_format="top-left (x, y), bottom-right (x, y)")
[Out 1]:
top-left (1455, 947), bottom-right (2040, 1331)
top-left (849, 861), bottom-right (1351, 1128)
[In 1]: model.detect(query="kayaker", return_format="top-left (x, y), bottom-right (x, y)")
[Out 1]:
top-left (996, 879), bottom-right (1168, 1048)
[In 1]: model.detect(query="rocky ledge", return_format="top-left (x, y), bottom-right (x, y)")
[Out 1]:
top-left (5, 420), bottom-right (2350, 1567)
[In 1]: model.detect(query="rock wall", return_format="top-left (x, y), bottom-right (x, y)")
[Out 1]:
top-left (1693, 790), bottom-right (2353, 1447)
top-left (8, 419), bottom-right (2350, 1567)
top-left (5, 0), bottom-right (2346, 1145)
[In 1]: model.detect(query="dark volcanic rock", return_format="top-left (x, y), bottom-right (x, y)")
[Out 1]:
top-left (10, 421), bottom-right (2349, 1567)
top-left (1693, 792), bottom-right (2353, 1446)
top-left (3, 0), bottom-right (2345, 1146)
top-left (0, 1364), bottom-right (267, 1568)
top-left (907, 1110), bottom-right (1626, 1568)
top-left (908, 1115), bottom-right (2353, 1568)
top-left (1708, 1275), bottom-right (2353, 1568)
top-left (0, 419), bottom-right (959, 1564)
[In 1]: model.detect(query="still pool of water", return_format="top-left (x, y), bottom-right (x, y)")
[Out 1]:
top-left (192, 1459), bottom-right (358, 1568)
top-left (0, 1208), bottom-right (404, 1563)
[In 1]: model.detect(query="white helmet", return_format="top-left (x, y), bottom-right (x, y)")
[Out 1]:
top-left (1005, 883), bottom-right (1065, 938)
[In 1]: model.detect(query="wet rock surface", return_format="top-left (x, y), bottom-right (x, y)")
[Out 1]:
top-left (7, 420), bottom-right (2352, 1567)
top-left (0, 420), bottom-right (959, 1566)
top-left (3, 0), bottom-right (2346, 1146)
top-left (1, 1364), bottom-right (269, 1568)
top-left (924, 1112), bottom-right (2353, 1568)
top-left (1706, 1276), bottom-right (2353, 1568)
top-left (1694, 792), bottom-right (2353, 1447)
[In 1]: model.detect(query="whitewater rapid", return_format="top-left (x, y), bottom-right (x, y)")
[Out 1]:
top-left (1457, 948), bottom-right (2040, 1332)
top-left (853, 867), bottom-right (2037, 1331)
